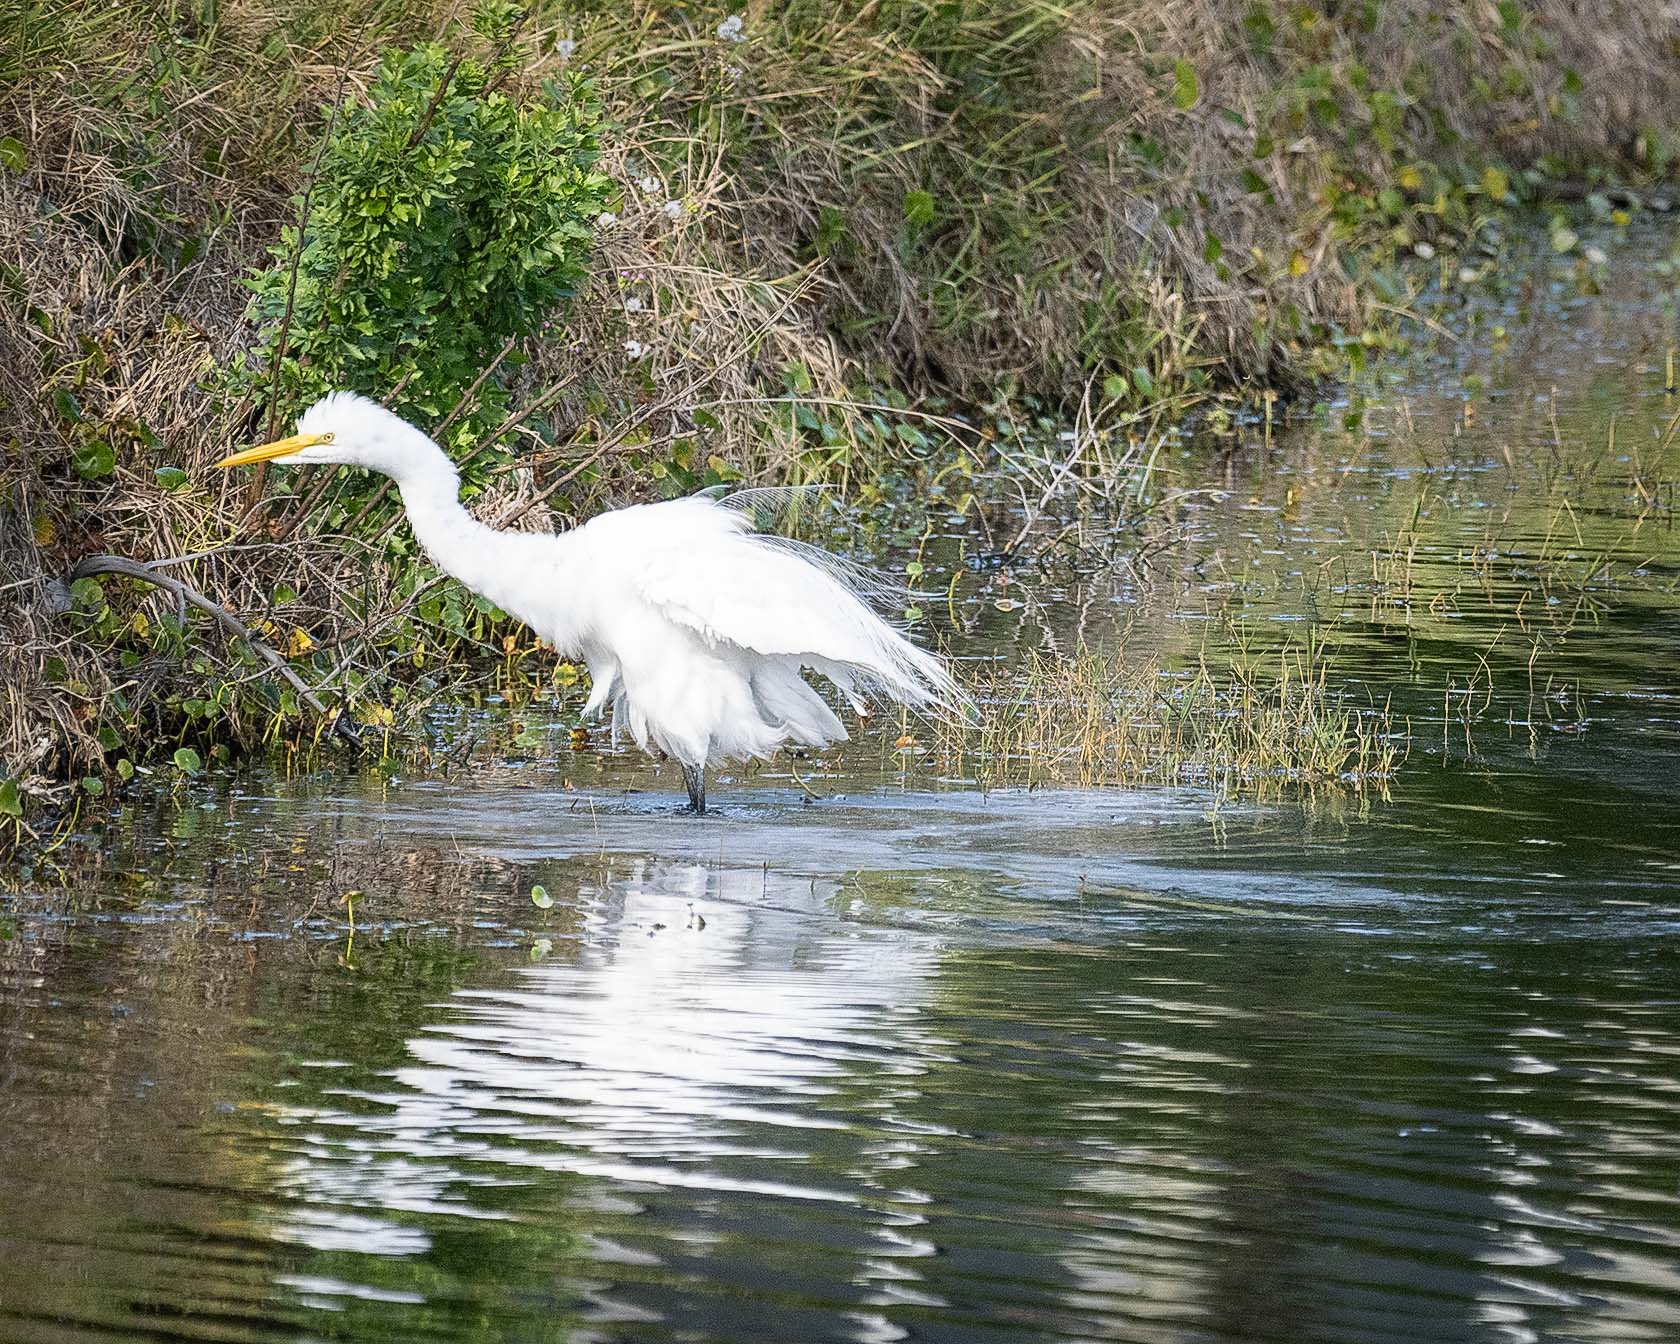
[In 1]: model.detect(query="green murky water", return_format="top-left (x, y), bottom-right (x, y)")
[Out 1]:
top-left (4, 229), bottom-right (1679, 1343)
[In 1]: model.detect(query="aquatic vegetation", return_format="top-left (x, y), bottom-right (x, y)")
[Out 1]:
top-left (939, 644), bottom-right (1400, 798)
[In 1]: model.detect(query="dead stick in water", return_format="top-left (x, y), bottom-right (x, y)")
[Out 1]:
top-left (67, 554), bottom-right (362, 749)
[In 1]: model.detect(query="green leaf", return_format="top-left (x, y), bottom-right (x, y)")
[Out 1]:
top-left (0, 137), bottom-right (24, 172)
top-left (72, 440), bottom-right (115, 479)
top-left (173, 747), bottom-right (202, 775)
top-left (116, 759), bottom-right (134, 782)
top-left (81, 777), bottom-right (105, 797)
top-left (153, 466), bottom-right (189, 491)
top-left (0, 779), bottom-right (21, 817)
top-left (1481, 166), bottom-right (1509, 201)
top-left (1172, 60), bottom-right (1200, 110)
top-left (1102, 374), bottom-right (1131, 401)
top-left (815, 205), bottom-right (845, 255)
top-left (531, 884), bottom-right (553, 909)
top-left (1132, 366), bottom-right (1157, 397)
top-left (783, 360), bottom-right (813, 394)
top-left (902, 189), bottom-right (936, 233)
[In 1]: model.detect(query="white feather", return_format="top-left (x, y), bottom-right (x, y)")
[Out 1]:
top-left (265, 394), bottom-right (964, 791)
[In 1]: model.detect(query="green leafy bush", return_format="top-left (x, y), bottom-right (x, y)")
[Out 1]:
top-left (240, 27), bottom-right (611, 462)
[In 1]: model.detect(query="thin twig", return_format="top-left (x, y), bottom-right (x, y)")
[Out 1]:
top-left (244, 34), bottom-right (367, 517)
top-left (405, 0), bottom-right (533, 150)
top-left (689, 394), bottom-right (980, 442)
top-left (480, 11), bottom-right (534, 96)
top-left (495, 274), bottom-right (828, 528)
top-left (68, 555), bottom-right (362, 749)
top-left (405, 48), bottom-right (471, 150)
top-left (1368, 300), bottom-right (1462, 345)
top-left (437, 334), bottom-right (523, 439)
top-left (785, 754), bottom-right (825, 802)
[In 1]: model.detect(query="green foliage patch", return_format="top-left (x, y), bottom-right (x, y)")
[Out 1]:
top-left (239, 17), bottom-right (611, 465)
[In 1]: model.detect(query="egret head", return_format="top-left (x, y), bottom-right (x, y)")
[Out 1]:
top-left (214, 392), bottom-right (440, 480)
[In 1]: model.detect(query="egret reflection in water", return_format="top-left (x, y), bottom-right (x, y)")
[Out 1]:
top-left (266, 857), bottom-right (954, 1333)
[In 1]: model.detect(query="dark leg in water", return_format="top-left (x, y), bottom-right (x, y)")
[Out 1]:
top-left (682, 762), bottom-right (706, 815)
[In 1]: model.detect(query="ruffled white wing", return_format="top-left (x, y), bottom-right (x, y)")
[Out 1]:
top-left (619, 494), bottom-right (960, 712)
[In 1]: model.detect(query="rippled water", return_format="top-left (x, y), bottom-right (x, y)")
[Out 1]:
top-left (3, 230), bottom-right (1680, 1342)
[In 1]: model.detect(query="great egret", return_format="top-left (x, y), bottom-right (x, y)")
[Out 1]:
top-left (216, 393), bottom-right (960, 813)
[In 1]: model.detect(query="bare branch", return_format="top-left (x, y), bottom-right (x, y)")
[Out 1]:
top-left (67, 555), bottom-right (363, 750)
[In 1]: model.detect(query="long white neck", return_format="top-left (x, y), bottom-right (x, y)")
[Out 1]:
top-left (381, 433), bottom-right (556, 631)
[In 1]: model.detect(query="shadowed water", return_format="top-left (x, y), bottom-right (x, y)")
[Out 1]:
top-left (3, 230), bottom-right (1679, 1343)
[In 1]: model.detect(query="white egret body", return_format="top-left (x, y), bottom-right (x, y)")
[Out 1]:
top-left (217, 393), bottom-right (958, 812)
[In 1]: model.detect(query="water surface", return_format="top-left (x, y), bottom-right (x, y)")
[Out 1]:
top-left (3, 228), bottom-right (1679, 1343)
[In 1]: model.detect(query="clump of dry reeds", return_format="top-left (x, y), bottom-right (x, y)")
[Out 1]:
top-left (938, 644), bottom-right (1402, 797)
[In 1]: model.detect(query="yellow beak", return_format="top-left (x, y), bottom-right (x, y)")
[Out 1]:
top-left (213, 432), bottom-right (329, 469)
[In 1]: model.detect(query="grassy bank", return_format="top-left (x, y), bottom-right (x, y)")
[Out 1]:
top-left (2, 0), bottom-right (1678, 835)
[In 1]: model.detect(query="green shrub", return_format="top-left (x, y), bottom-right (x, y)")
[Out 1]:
top-left (239, 20), bottom-right (612, 469)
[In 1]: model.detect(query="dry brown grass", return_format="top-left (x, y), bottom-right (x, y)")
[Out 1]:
top-left (546, 0), bottom-right (1680, 397)
top-left (937, 642), bottom-right (1402, 797)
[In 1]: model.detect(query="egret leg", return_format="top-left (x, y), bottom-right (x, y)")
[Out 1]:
top-left (681, 763), bottom-right (707, 815)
